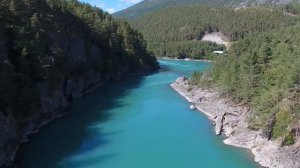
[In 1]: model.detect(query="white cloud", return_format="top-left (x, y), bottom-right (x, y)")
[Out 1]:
top-left (107, 8), bottom-right (116, 14)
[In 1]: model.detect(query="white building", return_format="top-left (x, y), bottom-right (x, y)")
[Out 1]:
top-left (213, 51), bottom-right (224, 55)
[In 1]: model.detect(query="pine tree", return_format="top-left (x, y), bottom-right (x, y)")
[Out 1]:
top-left (9, 0), bottom-right (16, 14)
top-left (30, 12), bottom-right (39, 28)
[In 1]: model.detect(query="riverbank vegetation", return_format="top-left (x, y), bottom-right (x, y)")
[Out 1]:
top-left (208, 25), bottom-right (300, 145)
top-left (160, 41), bottom-right (225, 59)
top-left (130, 6), bottom-right (296, 59)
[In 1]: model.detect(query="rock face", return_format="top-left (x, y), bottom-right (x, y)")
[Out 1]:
top-left (0, 71), bottom-right (102, 167)
top-left (215, 112), bottom-right (226, 135)
top-left (0, 113), bottom-right (19, 167)
top-left (171, 76), bottom-right (300, 168)
top-left (0, 34), bottom-right (155, 167)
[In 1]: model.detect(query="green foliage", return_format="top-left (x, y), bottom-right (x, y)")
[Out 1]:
top-left (189, 70), bottom-right (213, 87)
top-left (282, 132), bottom-right (296, 146)
top-left (130, 6), bottom-right (296, 59)
top-left (272, 102), bottom-right (293, 138)
top-left (190, 71), bottom-right (202, 85)
top-left (0, 0), bottom-right (158, 119)
top-left (30, 12), bottom-right (39, 28)
top-left (160, 41), bottom-right (225, 59)
top-left (211, 25), bottom-right (300, 141)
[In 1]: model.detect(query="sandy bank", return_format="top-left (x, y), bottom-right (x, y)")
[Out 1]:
top-left (170, 77), bottom-right (300, 168)
top-left (201, 32), bottom-right (231, 49)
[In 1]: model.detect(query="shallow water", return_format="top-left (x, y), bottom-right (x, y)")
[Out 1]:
top-left (18, 59), bottom-right (258, 168)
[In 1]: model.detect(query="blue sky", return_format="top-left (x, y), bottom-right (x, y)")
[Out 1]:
top-left (80, 0), bottom-right (143, 13)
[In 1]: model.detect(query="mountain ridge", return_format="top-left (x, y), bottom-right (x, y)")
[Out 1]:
top-left (114, 0), bottom-right (300, 19)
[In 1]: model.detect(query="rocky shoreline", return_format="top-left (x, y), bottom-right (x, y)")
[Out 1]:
top-left (171, 77), bottom-right (300, 168)
top-left (0, 69), bottom-right (155, 167)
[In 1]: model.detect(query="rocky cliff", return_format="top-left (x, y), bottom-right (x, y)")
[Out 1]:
top-left (0, 1), bottom-right (159, 167)
top-left (0, 38), bottom-right (155, 168)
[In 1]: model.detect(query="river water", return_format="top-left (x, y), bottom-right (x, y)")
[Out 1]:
top-left (18, 59), bottom-right (258, 168)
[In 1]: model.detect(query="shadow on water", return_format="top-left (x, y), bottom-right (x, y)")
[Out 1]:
top-left (16, 75), bottom-right (147, 168)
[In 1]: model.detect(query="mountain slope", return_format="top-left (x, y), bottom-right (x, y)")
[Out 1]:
top-left (114, 0), bottom-right (300, 19)
top-left (210, 25), bottom-right (300, 144)
top-left (129, 6), bottom-right (297, 58)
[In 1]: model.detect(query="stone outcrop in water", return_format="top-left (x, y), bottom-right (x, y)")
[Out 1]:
top-left (215, 111), bottom-right (226, 135)
top-left (171, 76), bottom-right (300, 168)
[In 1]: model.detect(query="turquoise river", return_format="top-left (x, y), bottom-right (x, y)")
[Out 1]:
top-left (18, 59), bottom-right (259, 168)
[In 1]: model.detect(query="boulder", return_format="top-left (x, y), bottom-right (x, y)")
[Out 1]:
top-left (190, 105), bottom-right (196, 110)
top-left (175, 77), bottom-right (188, 85)
top-left (215, 112), bottom-right (226, 135)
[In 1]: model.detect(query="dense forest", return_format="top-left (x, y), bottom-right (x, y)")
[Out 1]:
top-left (191, 25), bottom-right (300, 145)
top-left (162, 41), bottom-right (225, 59)
top-left (0, 0), bottom-right (158, 118)
top-left (0, 0), bottom-right (158, 166)
top-left (130, 6), bottom-right (297, 59)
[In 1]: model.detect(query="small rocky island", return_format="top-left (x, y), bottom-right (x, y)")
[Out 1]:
top-left (171, 77), bottom-right (300, 168)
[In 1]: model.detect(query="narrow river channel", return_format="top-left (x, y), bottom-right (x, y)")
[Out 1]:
top-left (18, 59), bottom-right (258, 168)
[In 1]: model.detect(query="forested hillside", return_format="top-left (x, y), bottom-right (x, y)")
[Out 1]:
top-left (114, 0), bottom-right (300, 19)
top-left (130, 6), bottom-right (296, 59)
top-left (0, 0), bottom-right (158, 167)
top-left (206, 25), bottom-right (300, 144)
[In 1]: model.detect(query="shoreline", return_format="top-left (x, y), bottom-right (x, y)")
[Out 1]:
top-left (6, 70), bottom-right (157, 168)
top-left (159, 57), bottom-right (212, 62)
top-left (170, 77), bottom-right (300, 168)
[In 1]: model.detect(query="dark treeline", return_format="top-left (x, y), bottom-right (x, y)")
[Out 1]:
top-left (210, 25), bottom-right (300, 145)
top-left (0, 0), bottom-right (158, 122)
top-left (130, 6), bottom-right (297, 59)
top-left (159, 41), bottom-right (225, 59)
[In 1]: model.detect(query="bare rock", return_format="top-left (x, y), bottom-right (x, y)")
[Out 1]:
top-left (175, 77), bottom-right (188, 85)
top-left (171, 77), bottom-right (300, 168)
top-left (215, 112), bottom-right (226, 135)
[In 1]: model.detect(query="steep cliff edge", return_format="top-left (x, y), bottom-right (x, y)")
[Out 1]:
top-left (0, 0), bottom-right (158, 167)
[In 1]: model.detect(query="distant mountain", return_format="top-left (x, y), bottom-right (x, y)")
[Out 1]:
top-left (114, 0), bottom-right (300, 19)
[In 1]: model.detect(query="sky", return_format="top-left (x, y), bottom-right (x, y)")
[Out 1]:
top-left (80, 0), bottom-right (143, 14)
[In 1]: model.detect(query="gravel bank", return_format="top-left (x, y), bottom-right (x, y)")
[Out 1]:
top-left (171, 77), bottom-right (300, 168)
